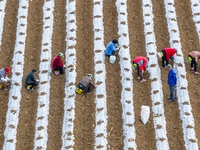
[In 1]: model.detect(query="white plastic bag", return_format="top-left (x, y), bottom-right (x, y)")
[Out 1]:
top-left (140, 105), bottom-right (150, 124)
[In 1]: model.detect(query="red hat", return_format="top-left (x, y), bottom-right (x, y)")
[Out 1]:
top-left (5, 67), bottom-right (10, 74)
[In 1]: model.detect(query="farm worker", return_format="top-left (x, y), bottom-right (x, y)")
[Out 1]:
top-left (105, 39), bottom-right (119, 57)
top-left (0, 67), bottom-right (11, 90)
top-left (157, 47), bottom-right (177, 67)
top-left (166, 64), bottom-right (177, 102)
top-left (77, 74), bottom-right (96, 94)
top-left (132, 56), bottom-right (149, 83)
top-left (25, 69), bottom-right (39, 92)
top-left (51, 52), bottom-right (65, 74)
top-left (187, 51), bottom-right (200, 75)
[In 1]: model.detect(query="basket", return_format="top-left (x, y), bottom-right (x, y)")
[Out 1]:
top-left (75, 88), bottom-right (83, 94)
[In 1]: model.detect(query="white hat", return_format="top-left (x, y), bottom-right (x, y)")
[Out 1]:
top-left (157, 52), bottom-right (162, 59)
top-left (58, 52), bottom-right (64, 57)
top-left (166, 64), bottom-right (172, 68)
top-left (87, 73), bottom-right (93, 78)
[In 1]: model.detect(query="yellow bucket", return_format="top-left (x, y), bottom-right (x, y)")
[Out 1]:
top-left (75, 88), bottom-right (83, 94)
top-left (0, 84), bottom-right (2, 89)
top-left (186, 56), bottom-right (192, 64)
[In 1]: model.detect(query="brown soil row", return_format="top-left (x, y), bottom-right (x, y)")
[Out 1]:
top-left (0, 1), bottom-right (199, 150)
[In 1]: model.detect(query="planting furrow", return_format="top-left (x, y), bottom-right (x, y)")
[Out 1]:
top-left (142, 0), bottom-right (169, 149)
top-left (61, 0), bottom-right (77, 149)
top-left (116, 0), bottom-right (137, 149)
top-left (3, 0), bottom-right (29, 149)
top-left (0, 0), bottom-right (7, 48)
top-left (164, 0), bottom-right (198, 149)
top-left (33, 1), bottom-right (54, 150)
top-left (189, 0), bottom-right (200, 44)
top-left (93, 0), bottom-right (108, 150)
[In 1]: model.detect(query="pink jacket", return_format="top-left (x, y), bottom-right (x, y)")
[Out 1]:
top-left (133, 56), bottom-right (148, 71)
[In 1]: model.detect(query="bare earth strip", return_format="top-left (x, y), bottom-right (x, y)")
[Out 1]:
top-left (103, 0), bottom-right (124, 149)
top-left (47, 0), bottom-right (66, 149)
top-left (16, 0), bottom-right (43, 150)
top-left (74, 0), bottom-right (95, 149)
top-left (164, 0), bottom-right (198, 149)
top-left (0, 1), bottom-right (18, 149)
top-left (127, 0), bottom-right (156, 149)
top-left (152, 0), bottom-right (185, 149)
top-left (175, 0), bottom-right (200, 148)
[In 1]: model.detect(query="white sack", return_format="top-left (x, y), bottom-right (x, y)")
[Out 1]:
top-left (140, 105), bottom-right (150, 124)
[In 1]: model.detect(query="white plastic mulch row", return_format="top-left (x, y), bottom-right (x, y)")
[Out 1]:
top-left (33, 1), bottom-right (54, 150)
top-left (3, 1), bottom-right (29, 150)
top-left (164, 0), bottom-right (198, 149)
top-left (116, 0), bottom-right (137, 149)
top-left (0, 0), bottom-right (7, 48)
top-left (61, 0), bottom-right (77, 149)
top-left (93, 0), bottom-right (108, 150)
top-left (190, 0), bottom-right (200, 44)
top-left (142, 1), bottom-right (169, 150)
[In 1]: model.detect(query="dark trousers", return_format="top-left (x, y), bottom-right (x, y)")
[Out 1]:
top-left (78, 83), bottom-right (85, 90)
top-left (27, 82), bottom-right (37, 89)
top-left (86, 83), bottom-right (93, 92)
top-left (78, 83), bottom-right (93, 93)
top-left (189, 55), bottom-right (197, 72)
top-left (137, 66), bottom-right (143, 80)
top-left (105, 51), bottom-right (115, 57)
top-left (55, 66), bottom-right (64, 74)
top-left (161, 50), bottom-right (168, 67)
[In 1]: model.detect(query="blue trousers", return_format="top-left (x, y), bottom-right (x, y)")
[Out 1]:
top-left (169, 85), bottom-right (175, 101)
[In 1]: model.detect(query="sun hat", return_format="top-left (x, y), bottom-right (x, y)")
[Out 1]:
top-left (87, 73), bottom-right (93, 78)
top-left (157, 52), bottom-right (163, 59)
top-left (166, 64), bottom-right (172, 69)
top-left (5, 67), bottom-right (10, 74)
top-left (58, 52), bottom-right (64, 57)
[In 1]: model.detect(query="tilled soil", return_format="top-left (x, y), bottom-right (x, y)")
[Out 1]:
top-left (0, 1), bottom-right (200, 150)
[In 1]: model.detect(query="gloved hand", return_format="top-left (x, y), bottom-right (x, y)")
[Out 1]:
top-left (170, 56), bottom-right (175, 61)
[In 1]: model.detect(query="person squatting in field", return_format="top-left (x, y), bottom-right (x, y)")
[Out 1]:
top-left (0, 67), bottom-right (11, 90)
top-left (187, 51), bottom-right (200, 75)
top-left (51, 52), bottom-right (65, 74)
top-left (77, 74), bottom-right (96, 94)
top-left (132, 56), bottom-right (149, 83)
top-left (105, 39), bottom-right (119, 57)
top-left (157, 47), bottom-right (177, 67)
top-left (166, 64), bottom-right (177, 102)
top-left (25, 69), bottom-right (39, 92)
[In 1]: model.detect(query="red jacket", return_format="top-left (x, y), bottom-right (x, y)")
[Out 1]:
top-left (133, 56), bottom-right (148, 71)
top-left (52, 56), bottom-right (64, 70)
top-left (163, 48), bottom-right (177, 60)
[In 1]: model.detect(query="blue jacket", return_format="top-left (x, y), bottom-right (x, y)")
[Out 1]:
top-left (168, 69), bottom-right (177, 86)
top-left (105, 41), bottom-right (118, 56)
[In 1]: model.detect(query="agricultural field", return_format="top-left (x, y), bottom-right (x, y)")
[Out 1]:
top-left (0, 0), bottom-right (200, 150)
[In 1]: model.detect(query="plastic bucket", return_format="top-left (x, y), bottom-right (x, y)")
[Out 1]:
top-left (54, 70), bottom-right (60, 75)
top-left (109, 55), bottom-right (116, 64)
top-left (75, 88), bottom-right (83, 94)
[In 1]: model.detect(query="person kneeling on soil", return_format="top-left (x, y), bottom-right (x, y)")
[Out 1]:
top-left (132, 56), bottom-right (149, 83)
top-left (105, 39), bottom-right (119, 57)
top-left (25, 69), bottom-right (39, 92)
top-left (51, 52), bottom-right (65, 74)
top-left (0, 67), bottom-right (11, 90)
top-left (78, 74), bottom-right (96, 94)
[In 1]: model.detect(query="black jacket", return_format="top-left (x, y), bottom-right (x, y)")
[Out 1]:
top-left (25, 71), bottom-right (37, 84)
